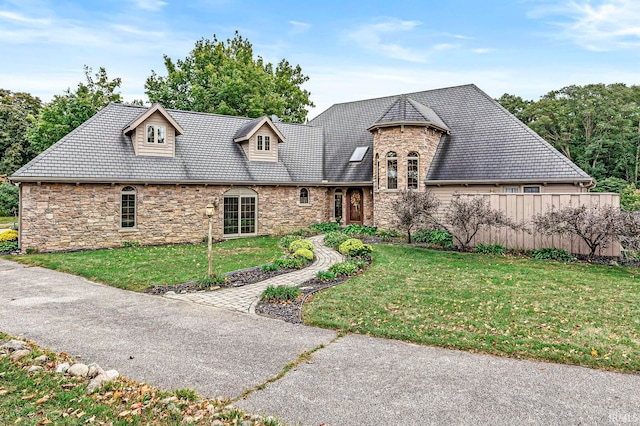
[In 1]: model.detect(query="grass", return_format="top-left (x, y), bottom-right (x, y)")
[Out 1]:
top-left (0, 216), bottom-right (17, 227)
top-left (6, 236), bottom-right (281, 292)
top-left (0, 332), bottom-right (283, 425)
top-left (303, 244), bottom-right (640, 373)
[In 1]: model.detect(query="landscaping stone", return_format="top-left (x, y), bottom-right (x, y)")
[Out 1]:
top-left (55, 362), bottom-right (70, 373)
top-left (33, 354), bottom-right (48, 364)
top-left (9, 349), bottom-right (30, 361)
top-left (105, 369), bottom-right (120, 379)
top-left (67, 362), bottom-right (89, 377)
top-left (211, 420), bottom-right (224, 426)
top-left (28, 365), bottom-right (43, 373)
top-left (87, 362), bottom-right (105, 378)
top-left (2, 339), bottom-right (27, 351)
top-left (87, 373), bottom-right (111, 393)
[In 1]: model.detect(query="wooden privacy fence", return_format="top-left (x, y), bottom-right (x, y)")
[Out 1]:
top-left (437, 192), bottom-right (621, 257)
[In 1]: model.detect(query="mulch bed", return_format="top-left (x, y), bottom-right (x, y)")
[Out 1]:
top-left (255, 277), bottom-right (348, 324)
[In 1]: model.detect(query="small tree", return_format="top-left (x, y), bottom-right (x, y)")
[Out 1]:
top-left (392, 190), bottom-right (440, 243)
top-left (619, 210), bottom-right (640, 252)
top-left (442, 194), bottom-right (522, 251)
top-left (533, 204), bottom-right (621, 261)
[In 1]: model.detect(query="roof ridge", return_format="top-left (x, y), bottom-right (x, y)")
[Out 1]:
top-left (469, 85), bottom-right (591, 178)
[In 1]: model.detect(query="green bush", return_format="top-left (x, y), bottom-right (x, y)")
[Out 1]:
top-left (324, 232), bottom-right (350, 248)
top-left (531, 247), bottom-right (574, 262)
top-left (196, 273), bottom-right (227, 288)
top-left (289, 239), bottom-right (314, 253)
top-left (0, 182), bottom-right (18, 217)
top-left (412, 229), bottom-right (454, 248)
top-left (0, 240), bottom-right (18, 252)
top-left (310, 222), bottom-right (341, 233)
top-left (279, 235), bottom-right (304, 250)
top-left (316, 270), bottom-right (336, 281)
top-left (261, 285), bottom-right (301, 302)
top-left (375, 228), bottom-right (401, 242)
top-left (261, 262), bottom-right (279, 272)
top-left (274, 256), bottom-right (305, 269)
top-left (343, 224), bottom-right (377, 236)
top-left (475, 243), bottom-right (506, 255)
top-left (328, 259), bottom-right (367, 277)
top-left (293, 248), bottom-right (314, 261)
top-left (122, 240), bottom-right (141, 248)
top-left (338, 238), bottom-right (373, 257)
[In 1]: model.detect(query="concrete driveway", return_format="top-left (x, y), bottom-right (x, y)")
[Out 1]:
top-left (1, 258), bottom-right (639, 425)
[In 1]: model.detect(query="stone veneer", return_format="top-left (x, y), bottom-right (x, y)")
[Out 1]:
top-left (372, 125), bottom-right (443, 229)
top-left (19, 183), bottom-right (373, 253)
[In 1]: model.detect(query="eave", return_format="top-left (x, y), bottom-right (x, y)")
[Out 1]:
top-left (367, 121), bottom-right (451, 134)
top-left (424, 177), bottom-right (595, 188)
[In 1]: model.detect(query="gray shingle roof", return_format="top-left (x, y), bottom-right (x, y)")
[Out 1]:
top-left (12, 104), bottom-right (324, 183)
top-left (310, 84), bottom-right (590, 183)
top-left (371, 95), bottom-right (450, 132)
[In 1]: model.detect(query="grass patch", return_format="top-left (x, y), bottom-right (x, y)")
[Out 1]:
top-left (6, 237), bottom-right (281, 292)
top-left (0, 216), bottom-right (17, 227)
top-left (303, 244), bottom-right (640, 373)
top-left (0, 332), bottom-right (283, 425)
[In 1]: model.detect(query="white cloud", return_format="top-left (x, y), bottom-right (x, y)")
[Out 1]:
top-left (472, 48), bottom-right (495, 54)
top-left (347, 18), bottom-right (429, 62)
top-left (289, 20), bottom-right (311, 34)
top-left (529, 0), bottom-right (640, 51)
top-left (0, 10), bottom-right (50, 25)
top-left (131, 0), bottom-right (167, 11)
top-left (433, 43), bottom-right (460, 51)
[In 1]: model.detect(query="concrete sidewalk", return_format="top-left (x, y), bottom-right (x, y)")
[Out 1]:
top-left (1, 258), bottom-right (639, 425)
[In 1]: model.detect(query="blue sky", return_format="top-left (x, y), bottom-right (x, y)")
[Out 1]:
top-left (1, 0), bottom-right (640, 118)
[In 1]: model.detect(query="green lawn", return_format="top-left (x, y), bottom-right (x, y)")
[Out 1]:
top-left (0, 216), bottom-right (17, 227)
top-left (304, 244), bottom-right (640, 373)
top-left (7, 236), bottom-right (281, 292)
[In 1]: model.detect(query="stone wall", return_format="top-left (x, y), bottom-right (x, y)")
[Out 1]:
top-left (19, 183), bottom-right (340, 253)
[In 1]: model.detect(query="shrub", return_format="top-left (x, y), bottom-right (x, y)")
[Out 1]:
top-left (338, 238), bottom-right (373, 257)
top-left (375, 228), bottom-right (401, 242)
top-left (310, 222), bottom-right (341, 233)
top-left (531, 247), bottom-right (574, 262)
top-left (261, 262), bottom-right (279, 272)
top-left (279, 234), bottom-right (304, 250)
top-left (293, 248), bottom-right (314, 261)
top-left (343, 224), bottom-right (377, 236)
top-left (122, 240), bottom-right (141, 248)
top-left (0, 229), bottom-right (18, 242)
top-left (316, 270), bottom-right (336, 281)
top-left (328, 259), bottom-right (366, 277)
top-left (0, 182), bottom-right (18, 217)
top-left (261, 285), bottom-right (301, 302)
top-left (0, 240), bottom-right (18, 252)
top-left (475, 243), bottom-right (506, 255)
top-left (274, 256), bottom-right (304, 269)
top-left (289, 239), bottom-right (314, 253)
top-left (392, 189), bottom-right (441, 242)
top-left (412, 229), bottom-right (454, 248)
top-left (324, 232), bottom-right (350, 248)
top-left (196, 273), bottom-right (226, 288)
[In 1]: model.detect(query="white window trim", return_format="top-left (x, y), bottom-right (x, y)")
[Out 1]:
top-left (223, 188), bottom-right (258, 238)
top-left (146, 124), bottom-right (166, 144)
top-left (407, 152), bottom-right (419, 190)
top-left (120, 186), bottom-right (137, 231)
top-left (504, 187), bottom-right (519, 193)
top-left (298, 188), bottom-right (311, 206)
top-left (256, 134), bottom-right (271, 151)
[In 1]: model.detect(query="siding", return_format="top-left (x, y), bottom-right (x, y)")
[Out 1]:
top-left (247, 124), bottom-right (278, 162)
top-left (132, 111), bottom-right (175, 157)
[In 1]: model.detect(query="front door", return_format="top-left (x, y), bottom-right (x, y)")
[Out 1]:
top-left (346, 188), bottom-right (363, 225)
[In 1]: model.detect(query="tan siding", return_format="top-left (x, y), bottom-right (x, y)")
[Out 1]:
top-left (247, 124), bottom-right (278, 162)
top-left (133, 111), bottom-right (175, 157)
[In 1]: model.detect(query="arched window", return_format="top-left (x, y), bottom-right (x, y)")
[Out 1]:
top-left (375, 153), bottom-right (380, 189)
top-left (334, 189), bottom-right (343, 220)
top-left (223, 188), bottom-right (257, 236)
top-left (387, 151), bottom-right (398, 190)
top-left (407, 152), bottom-right (419, 189)
top-left (299, 188), bottom-right (309, 205)
top-left (121, 186), bottom-right (136, 228)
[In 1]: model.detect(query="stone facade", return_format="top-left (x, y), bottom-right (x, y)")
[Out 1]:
top-left (372, 125), bottom-right (443, 229)
top-left (18, 183), bottom-right (374, 253)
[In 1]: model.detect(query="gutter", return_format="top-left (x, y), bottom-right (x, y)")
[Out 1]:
top-left (424, 178), bottom-right (595, 188)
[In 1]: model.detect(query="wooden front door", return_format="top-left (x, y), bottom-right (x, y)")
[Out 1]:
top-left (346, 188), bottom-right (363, 225)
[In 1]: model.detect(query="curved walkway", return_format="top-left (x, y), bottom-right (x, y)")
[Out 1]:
top-left (163, 234), bottom-right (343, 313)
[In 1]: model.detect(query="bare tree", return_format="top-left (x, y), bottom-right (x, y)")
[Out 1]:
top-left (443, 194), bottom-right (523, 251)
top-left (619, 210), bottom-right (640, 252)
top-left (393, 190), bottom-right (441, 243)
top-left (533, 204), bottom-right (622, 261)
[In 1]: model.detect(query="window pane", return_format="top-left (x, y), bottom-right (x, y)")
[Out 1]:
top-left (334, 193), bottom-right (343, 218)
top-left (300, 188), bottom-right (309, 204)
top-left (157, 126), bottom-right (165, 144)
top-left (264, 135), bottom-right (270, 151)
top-left (387, 159), bottom-right (398, 189)
top-left (223, 197), bottom-right (239, 235)
top-left (505, 187), bottom-right (519, 193)
top-left (408, 158), bottom-right (418, 189)
top-left (240, 197), bottom-right (256, 234)
top-left (147, 125), bottom-right (155, 143)
top-left (524, 186), bottom-right (540, 193)
top-left (121, 193), bottom-right (136, 228)
top-left (257, 135), bottom-right (263, 151)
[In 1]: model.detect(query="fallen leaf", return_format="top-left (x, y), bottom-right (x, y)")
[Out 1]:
top-left (36, 395), bottom-right (50, 404)
top-left (118, 411), bottom-right (131, 418)
top-left (39, 418), bottom-right (52, 425)
top-left (591, 349), bottom-right (598, 357)
top-left (21, 393), bottom-right (37, 400)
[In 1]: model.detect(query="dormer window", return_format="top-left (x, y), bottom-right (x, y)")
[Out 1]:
top-left (146, 125), bottom-right (166, 144)
top-left (257, 135), bottom-right (271, 151)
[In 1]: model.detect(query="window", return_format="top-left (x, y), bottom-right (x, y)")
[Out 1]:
top-left (387, 151), bottom-right (398, 190)
top-left (299, 188), bottom-right (309, 205)
top-left (523, 186), bottom-right (540, 193)
top-left (223, 188), bottom-right (257, 236)
top-left (121, 186), bottom-right (136, 228)
top-left (505, 187), bottom-right (519, 193)
top-left (375, 154), bottom-right (380, 189)
top-left (257, 135), bottom-right (270, 151)
top-left (334, 189), bottom-right (343, 220)
top-left (349, 146), bottom-right (369, 162)
top-left (407, 152), bottom-right (419, 189)
top-left (146, 125), bottom-right (166, 144)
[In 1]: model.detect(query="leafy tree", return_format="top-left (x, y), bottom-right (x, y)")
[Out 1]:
top-left (0, 90), bottom-right (42, 175)
top-left (145, 32), bottom-right (314, 123)
top-left (0, 182), bottom-right (19, 216)
top-left (392, 189), bottom-right (441, 243)
top-left (591, 177), bottom-right (628, 193)
top-left (533, 204), bottom-right (621, 261)
top-left (28, 66), bottom-right (122, 154)
top-left (620, 184), bottom-right (640, 211)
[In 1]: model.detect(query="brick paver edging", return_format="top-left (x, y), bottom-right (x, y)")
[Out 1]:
top-left (164, 235), bottom-right (344, 314)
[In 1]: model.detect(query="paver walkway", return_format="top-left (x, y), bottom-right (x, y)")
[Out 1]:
top-left (163, 234), bottom-right (343, 313)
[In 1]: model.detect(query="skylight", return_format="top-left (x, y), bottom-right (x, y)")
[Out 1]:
top-left (349, 146), bottom-right (369, 162)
